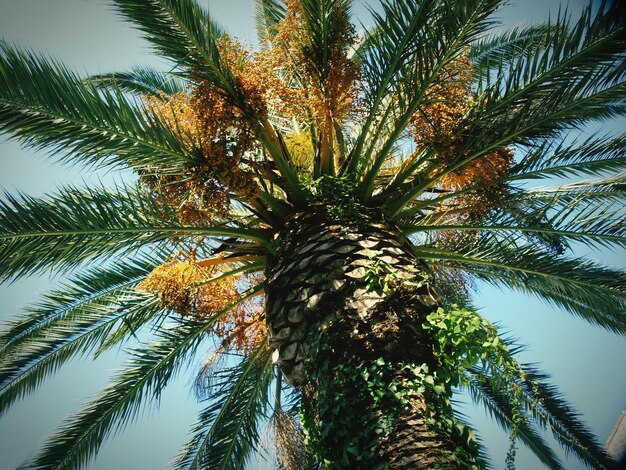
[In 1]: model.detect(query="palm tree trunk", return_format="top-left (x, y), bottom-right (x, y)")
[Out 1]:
top-left (265, 207), bottom-right (472, 468)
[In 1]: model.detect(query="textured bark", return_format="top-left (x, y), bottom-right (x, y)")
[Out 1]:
top-left (265, 207), bottom-right (463, 468)
top-left (265, 208), bottom-right (434, 384)
top-left (379, 409), bottom-right (461, 469)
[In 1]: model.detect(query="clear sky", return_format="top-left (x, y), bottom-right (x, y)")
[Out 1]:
top-left (0, 1), bottom-right (624, 469)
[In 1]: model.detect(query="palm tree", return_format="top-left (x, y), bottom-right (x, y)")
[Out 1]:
top-left (0, 0), bottom-right (624, 468)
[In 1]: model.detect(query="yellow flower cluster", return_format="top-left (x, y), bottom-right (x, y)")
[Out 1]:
top-left (257, 0), bottom-right (362, 125)
top-left (144, 91), bottom-right (199, 148)
top-left (409, 56), bottom-right (513, 224)
top-left (142, 37), bottom-right (267, 225)
top-left (284, 131), bottom-right (315, 171)
top-left (408, 56), bottom-right (514, 248)
top-left (409, 56), bottom-right (475, 155)
top-left (138, 260), bottom-right (240, 315)
top-left (213, 291), bottom-right (267, 353)
top-left (439, 147), bottom-right (514, 220)
top-left (142, 4), bottom-right (363, 222)
top-left (138, 260), bottom-right (267, 353)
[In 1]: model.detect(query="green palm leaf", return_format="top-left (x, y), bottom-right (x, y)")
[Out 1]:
top-left (464, 372), bottom-right (565, 469)
top-left (110, 0), bottom-right (242, 104)
top-left (451, 408), bottom-right (493, 470)
top-left (255, 0), bottom-right (286, 44)
top-left (510, 133), bottom-right (626, 181)
top-left (0, 42), bottom-right (193, 171)
top-left (464, 359), bottom-right (615, 469)
top-left (24, 318), bottom-right (203, 470)
top-left (0, 183), bottom-right (268, 281)
top-left (0, 253), bottom-right (160, 356)
top-left (89, 66), bottom-right (189, 97)
top-left (172, 346), bottom-right (273, 470)
top-left (356, 0), bottom-right (503, 195)
top-left (347, 0), bottom-right (439, 174)
top-left (393, 133), bottom-right (626, 222)
top-left (24, 286), bottom-right (262, 470)
top-left (298, 0), bottom-right (352, 81)
top-left (0, 288), bottom-right (163, 417)
top-left (383, 3), bottom-right (626, 216)
top-left (416, 238), bottom-right (626, 333)
top-left (109, 0), bottom-right (307, 197)
top-left (469, 23), bottom-right (558, 70)
top-left (460, 2), bottom-right (626, 157)
top-left (405, 179), bottom-right (626, 250)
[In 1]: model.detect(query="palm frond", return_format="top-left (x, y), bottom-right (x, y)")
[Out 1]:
top-left (354, 0), bottom-right (503, 195)
top-left (509, 133), bottom-right (626, 181)
top-left (172, 345), bottom-right (273, 470)
top-left (0, 42), bottom-right (193, 171)
top-left (464, 358), bottom-right (615, 469)
top-left (394, 132), bottom-right (626, 219)
top-left (298, 0), bottom-right (352, 81)
top-left (405, 181), bottom-right (626, 250)
top-left (88, 66), bottom-right (189, 97)
top-left (415, 237), bottom-right (626, 334)
top-left (451, 407), bottom-right (493, 470)
top-left (347, 0), bottom-right (439, 174)
top-left (110, 0), bottom-right (243, 104)
top-left (25, 286), bottom-right (262, 470)
top-left (463, 372), bottom-right (565, 469)
top-left (109, 0), bottom-right (307, 202)
top-left (387, 2), bottom-right (626, 215)
top-left (393, 138), bottom-right (626, 224)
top-left (297, 0), bottom-right (353, 175)
top-left (526, 173), bottom-right (626, 196)
top-left (0, 253), bottom-right (160, 356)
top-left (502, 175), bottom-right (626, 250)
top-left (24, 318), bottom-right (202, 470)
top-left (255, 0), bottom-right (286, 45)
top-left (0, 183), bottom-right (268, 282)
top-left (464, 1), bottom-right (626, 157)
top-left (0, 288), bottom-right (163, 417)
top-left (469, 23), bottom-right (558, 70)
top-left (92, 291), bottom-right (168, 356)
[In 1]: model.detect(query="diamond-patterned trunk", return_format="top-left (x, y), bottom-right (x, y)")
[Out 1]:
top-left (265, 209), bottom-right (463, 468)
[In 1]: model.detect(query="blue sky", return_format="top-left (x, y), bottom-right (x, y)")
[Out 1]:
top-left (0, 1), bottom-right (624, 469)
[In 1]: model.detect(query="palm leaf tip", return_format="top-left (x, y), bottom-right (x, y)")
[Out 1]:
top-left (0, 41), bottom-right (194, 172)
top-left (465, 358), bottom-right (617, 469)
top-left (25, 320), bottom-right (208, 470)
top-left (172, 346), bottom-right (272, 470)
top-left (0, 183), bottom-right (268, 282)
